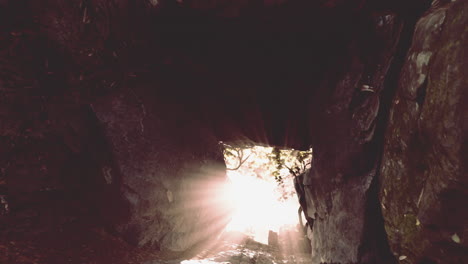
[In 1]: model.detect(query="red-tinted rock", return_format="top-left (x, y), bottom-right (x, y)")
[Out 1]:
top-left (380, 1), bottom-right (468, 263)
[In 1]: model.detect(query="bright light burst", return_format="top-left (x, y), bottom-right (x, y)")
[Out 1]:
top-left (221, 145), bottom-right (310, 244)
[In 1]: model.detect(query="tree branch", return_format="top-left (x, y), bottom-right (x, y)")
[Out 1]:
top-left (226, 148), bottom-right (252, 170)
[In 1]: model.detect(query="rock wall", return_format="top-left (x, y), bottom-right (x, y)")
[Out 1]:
top-left (302, 9), bottom-right (405, 264)
top-left (298, 1), bottom-right (468, 264)
top-left (91, 86), bottom-right (229, 250)
top-left (0, 0), bottom-right (231, 253)
top-left (299, 1), bottom-right (468, 264)
top-left (379, 0), bottom-right (468, 263)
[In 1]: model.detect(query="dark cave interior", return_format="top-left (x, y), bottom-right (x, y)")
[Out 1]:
top-left (0, 1), bottom-right (467, 264)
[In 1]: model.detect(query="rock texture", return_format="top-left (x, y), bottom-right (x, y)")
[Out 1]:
top-left (302, 10), bottom-right (404, 264)
top-left (379, 1), bottom-right (468, 263)
top-left (91, 86), bottom-right (229, 250)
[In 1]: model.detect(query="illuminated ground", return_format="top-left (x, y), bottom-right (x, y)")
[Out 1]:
top-left (144, 231), bottom-right (311, 264)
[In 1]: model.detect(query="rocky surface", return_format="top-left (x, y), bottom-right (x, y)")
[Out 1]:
top-left (91, 86), bottom-right (229, 250)
top-left (379, 0), bottom-right (468, 263)
top-left (301, 9), bottom-right (405, 264)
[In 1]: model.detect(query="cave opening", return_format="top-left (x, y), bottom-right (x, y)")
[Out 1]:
top-left (219, 142), bottom-right (312, 253)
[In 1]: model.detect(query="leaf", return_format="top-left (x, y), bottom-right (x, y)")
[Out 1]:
top-left (451, 233), bottom-right (461, 243)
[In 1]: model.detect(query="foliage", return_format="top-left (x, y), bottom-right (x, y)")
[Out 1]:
top-left (221, 142), bottom-right (312, 201)
top-left (268, 147), bottom-right (312, 180)
top-left (222, 143), bottom-right (253, 171)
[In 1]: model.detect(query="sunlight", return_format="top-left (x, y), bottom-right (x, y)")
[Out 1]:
top-left (224, 172), bottom-right (299, 244)
top-left (221, 145), bottom-right (311, 244)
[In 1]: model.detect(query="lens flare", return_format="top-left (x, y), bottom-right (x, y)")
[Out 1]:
top-left (181, 145), bottom-right (312, 261)
top-left (223, 170), bottom-right (300, 244)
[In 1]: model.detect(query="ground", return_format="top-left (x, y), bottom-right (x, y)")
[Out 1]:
top-left (144, 232), bottom-right (311, 264)
top-left (1, 208), bottom-right (310, 264)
